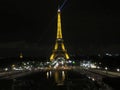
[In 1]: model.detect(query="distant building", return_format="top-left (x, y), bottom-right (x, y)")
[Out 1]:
top-left (19, 52), bottom-right (23, 59)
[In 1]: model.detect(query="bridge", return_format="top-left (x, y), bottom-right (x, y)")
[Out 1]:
top-left (0, 67), bottom-right (119, 80)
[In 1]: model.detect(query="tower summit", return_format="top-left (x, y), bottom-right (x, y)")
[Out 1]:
top-left (57, 9), bottom-right (62, 39)
top-left (50, 9), bottom-right (69, 61)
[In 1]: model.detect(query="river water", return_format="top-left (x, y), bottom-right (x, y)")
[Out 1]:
top-left (0, 70), bottom-right (111, 90)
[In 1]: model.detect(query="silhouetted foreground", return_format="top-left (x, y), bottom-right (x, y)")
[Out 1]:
top-left (103, 77), bottom-right (120, 90)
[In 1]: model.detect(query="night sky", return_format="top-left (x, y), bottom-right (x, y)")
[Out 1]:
top-left (0, 0), bottom-right (120, 57)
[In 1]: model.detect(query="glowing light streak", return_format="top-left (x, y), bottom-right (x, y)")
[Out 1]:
top-left (59, 0), bottom-right (68, 10)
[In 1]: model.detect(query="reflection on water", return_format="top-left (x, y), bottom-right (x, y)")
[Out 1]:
top-left (46, 72), bottom-right (49, 78)
top-left (46, 70), bottom-right (66, 85)
top-left (0, 70), bottom-right (111, 90)
top-left (46, 71), bottom-right (52, 79)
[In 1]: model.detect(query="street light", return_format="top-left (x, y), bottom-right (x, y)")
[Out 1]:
top-left (105, 67), bottom-right (108, 70)
top-left (105, 67), bottom-right (108, 74)
top-left (117, 68), bottom-right (120, 72)
top-left (97, 66), bottom-right (100, 69)
top-left (92, 78), bottom-right (95, 81)
top-left (4, 68), bottom-right (8, 71)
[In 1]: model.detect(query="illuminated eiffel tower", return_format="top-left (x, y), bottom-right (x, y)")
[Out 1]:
top-left (50, 9), bottom-right (69, 61)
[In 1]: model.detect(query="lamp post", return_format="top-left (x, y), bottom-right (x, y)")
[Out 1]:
top-left (105, 67), bottom-right (108, 74)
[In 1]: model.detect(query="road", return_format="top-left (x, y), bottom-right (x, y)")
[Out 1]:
top-left (0, 70), bottom-right (38, 79)
top-left (0, 67), bottom-right (119, 80)
top-left (73, 67), bottom-right (120, 82)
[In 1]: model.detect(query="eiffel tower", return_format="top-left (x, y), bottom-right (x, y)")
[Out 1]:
top-left (50, 9), bottom-right (69, 61)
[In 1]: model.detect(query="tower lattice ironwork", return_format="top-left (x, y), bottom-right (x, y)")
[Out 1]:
top-left (50, 9), bottom-right (69, 61)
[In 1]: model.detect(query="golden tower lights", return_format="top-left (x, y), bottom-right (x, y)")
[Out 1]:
top-left (50, 9), bottom-right (69, 61)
